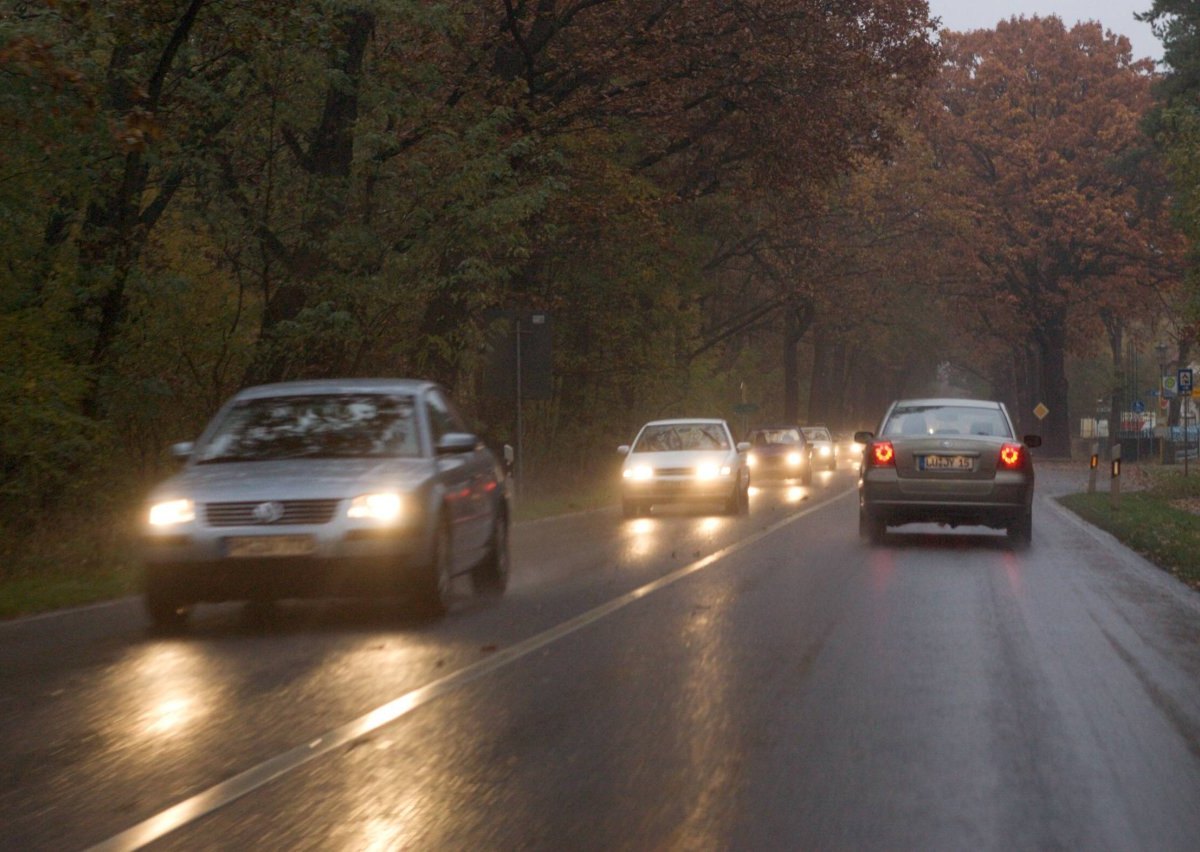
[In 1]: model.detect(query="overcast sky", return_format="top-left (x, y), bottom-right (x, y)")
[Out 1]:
top-left (926, 0), bottom-right (1162, 62)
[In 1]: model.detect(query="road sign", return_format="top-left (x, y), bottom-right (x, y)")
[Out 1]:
top-left (1133, 400), bottom-right (1145, 413)
top-left (1033, 402), bottom-right (1049, 420)
top-left (733, 402), bottom-right (759, 416)
top-left (1179, 368), bottom-right (1194, 397)
top-left (1164, 374), bottom-right (1178, 399)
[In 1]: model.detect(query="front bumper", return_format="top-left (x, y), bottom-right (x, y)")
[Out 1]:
top-left (621, 476), bottom-right (738, 503)
top-left (141, 524), bottom-right (424, 602)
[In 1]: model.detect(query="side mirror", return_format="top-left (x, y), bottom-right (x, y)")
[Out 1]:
top-left (1023, 434), bottom-right (1043, 448)
top-left (736, 441), bottom-right (751, 453)
top-left (170, 441), bottom-right (195, 461)
top-left (436, 432), bottom-right (479, 455)
top-left (853, 431), bottom-right (874, 444)
top-left (617, 445), bottom-right (631, 455)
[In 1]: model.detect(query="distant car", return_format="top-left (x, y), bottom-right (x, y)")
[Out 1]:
top-left (618, 418), bottom-right (751, 517)
top-left (801, 425), bottom-right (838, 471)
top-left (837, 431), bottom-right (865, 470)
top-left (140, 379), bottom-right (510, 629)
top-left (746, 426), bottom-right (812, 485)
top-left (855, 398), bottom-right (1041, 547)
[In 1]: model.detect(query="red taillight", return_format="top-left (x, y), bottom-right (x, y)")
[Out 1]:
top-left (871, 441), bottom-right (895, 467)
top-left (998, 443), bottom-right (1023, 470)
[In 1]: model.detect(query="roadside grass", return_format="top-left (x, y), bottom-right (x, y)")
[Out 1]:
top-left (512, 480), bottom-right (618, 522)
top-left (0, 479), bottom-right (620, 621)
top-left (1057, 467), bottom-right (1200, 591)
top-left (0, 512), bottom-right (141, 620)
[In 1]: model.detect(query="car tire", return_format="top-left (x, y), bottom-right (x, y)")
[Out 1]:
top-left (144, 567), bottom-right (192, 632)
top-left (859, 508), bottom-right (886, 545)
top-left (622, 499), bottom-right (643, 519)
top-left (1007, 510), bottom-right (1033, 549)
top-left (471, 510), bottom-right (510, 596)
top-left (738, 481), bottom-right (750, 515)
top-left (413, 517), bottom-right (453, 617)
top-left (724, 485), bottom-right (741, 515)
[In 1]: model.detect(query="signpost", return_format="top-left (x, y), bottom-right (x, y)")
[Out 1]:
top-left (1181, 369), bottom-right (1194, 477)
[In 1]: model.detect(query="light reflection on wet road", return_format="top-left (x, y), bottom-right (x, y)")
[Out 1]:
top-left (2, 461), bottom-right (1199, 850)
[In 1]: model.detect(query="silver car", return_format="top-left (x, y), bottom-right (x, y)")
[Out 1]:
top-left (140, 379), bottom-right (510, 629)
top-left (856, 398), bottom-right (1041, 547)
top-left (801, 425), bottom-right (838, 471)
top-left (618, 418), bottom-right (751, 517)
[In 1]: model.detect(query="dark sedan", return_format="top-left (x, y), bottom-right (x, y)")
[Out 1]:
top-left (746, 426), bottom-right (813, 485)
top-left (856, 398), bottom-right (1041, 547)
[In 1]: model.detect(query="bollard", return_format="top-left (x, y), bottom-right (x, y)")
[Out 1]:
top-left (1087, 441), bottom-right (1099, 494)
top-left (1110, 443), bottom-right (1121, 510)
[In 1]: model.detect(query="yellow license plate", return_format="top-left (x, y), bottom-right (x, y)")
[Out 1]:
top-left (921, 455), bottom-right (972, 471)
top-left (225, 535), bottom-right (315, 558)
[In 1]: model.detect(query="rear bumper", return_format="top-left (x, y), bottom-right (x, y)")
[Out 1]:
top-left (860, 470), bottom-right (1033, 528)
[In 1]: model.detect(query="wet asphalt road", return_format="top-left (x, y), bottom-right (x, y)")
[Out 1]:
top-left (2, 461), bottom-right (1199, 850)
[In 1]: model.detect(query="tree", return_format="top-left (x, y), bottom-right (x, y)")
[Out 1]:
top-left (931, 16), bottom-right (1165, 454)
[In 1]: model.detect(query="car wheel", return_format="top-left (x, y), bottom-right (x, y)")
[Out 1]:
top-left (738, 481), bottom-right (751, 515)
top-left (859, 508), bottom-right (886, 545)
top-left (471, 510), bottom-right (510, 596)
top-left (144, 567), bottom-right (191, 632)
top-left (622, 498), bottom-right (643, 519)
top-left (724, 485), bottom-right (741, 515)
top-left (413, 518), bottom-right (453, 617)
top-left (1007, 510), bottom-right (1033, 549)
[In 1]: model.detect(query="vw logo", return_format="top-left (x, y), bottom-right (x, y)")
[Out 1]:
top-left (940, 440), bottom-right (952, 448)
top-left (253, 501), bottom-right (285, 524)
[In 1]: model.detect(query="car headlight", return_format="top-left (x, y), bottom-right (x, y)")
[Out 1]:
top-left (786, 451), bottom-right (802, 466)
top-left (695, 463), bottom-right (733, 480)
top-left (149, 499), bottom-right (195, 527)
top-left (747, 453), bottom-right (757, 466)
top-left (819, 446), bottom-right (831, 456)
top-left (624, 464), bottom-right (654, 481)
top-left (347, 492), bottom-right (403, 523)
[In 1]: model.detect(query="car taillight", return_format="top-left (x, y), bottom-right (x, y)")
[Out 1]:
top-left (998, 443), bottom-right (1023, 470)
top-left (870, 441), bottom-right (895, 467)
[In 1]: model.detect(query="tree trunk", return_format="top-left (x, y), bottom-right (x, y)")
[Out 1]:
top-left (1036, 311), bottom-right (1072, 457)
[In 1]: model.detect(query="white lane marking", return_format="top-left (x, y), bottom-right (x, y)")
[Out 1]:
top-left (88, 487), bottom-right (856, 851)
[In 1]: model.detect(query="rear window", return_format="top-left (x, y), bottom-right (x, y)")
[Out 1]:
top-left (882, 405), bottom-right (1012, 439)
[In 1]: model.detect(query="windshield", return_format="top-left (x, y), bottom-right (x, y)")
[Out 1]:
top-left (632, 423), bottom-right (730, 452)
top-left (752, 429), bottom-right (801, 446)
top-left (801, 427), bottom-right (831, 442)
top-left (882, 404), bottom-right (1012, 438)
top-left (196, 394), bottom-right (419, 462)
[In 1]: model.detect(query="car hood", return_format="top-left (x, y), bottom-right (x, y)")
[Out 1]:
top-left (625, 449), bottom-right (739, 467)
top-left (149, 457), bottom-right (435, 502)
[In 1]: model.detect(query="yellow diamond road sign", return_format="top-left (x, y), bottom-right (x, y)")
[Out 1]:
top-left (1033, 403), bottom-right (1049, 420)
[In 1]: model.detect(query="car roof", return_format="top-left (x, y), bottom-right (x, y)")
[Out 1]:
top-left (640, 418), bottom-right (728, 427)
top-left (751, 425), bottom-right (802, 431)
top-left (233, 378), bottom-right (435, 400)
top-left (891, 398), bottom-right (1002, 409)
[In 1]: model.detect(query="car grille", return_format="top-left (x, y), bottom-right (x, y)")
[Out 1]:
top-left (204, 499), bottom-right (341, 526)
top-left (654, 467), bottom-right (695, 476)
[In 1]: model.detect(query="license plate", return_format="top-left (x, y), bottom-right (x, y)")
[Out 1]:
top-left (225, 535), bottom-right (315, 558)
top-left (920, 455), bottom-right (972, 471)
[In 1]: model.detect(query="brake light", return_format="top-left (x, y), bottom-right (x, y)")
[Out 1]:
top-left (998, 443), bottom-right (1023, 470)
top-left (871, 441), bottom-right (895, 467)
